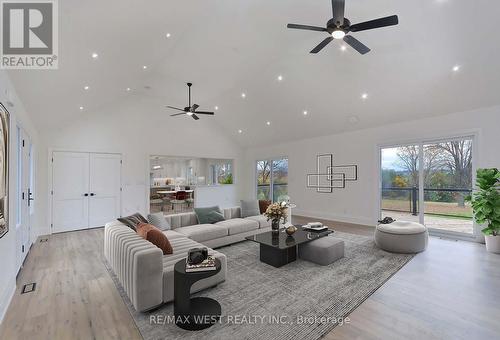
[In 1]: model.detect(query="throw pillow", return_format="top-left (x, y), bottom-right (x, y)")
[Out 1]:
top-left (136, 223), bottom-right (173, 255)
top-left (205, 210), bottom-right (225, 224)
top-left (240, 199), bottom-right (260, 218)
top-left (259, 200), bottom-right (272, 214)
top-left (194, 206), bottom-right (222, 224)
top-left (147, 212), bottom-right (171, 231)
top-left (117, 213), bottom-right (148, 232)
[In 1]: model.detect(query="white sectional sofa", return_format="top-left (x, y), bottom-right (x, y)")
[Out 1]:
top-left (104, 206), bottom-right (270, 312)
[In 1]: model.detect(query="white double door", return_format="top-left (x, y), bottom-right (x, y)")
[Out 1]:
top-left (52, 152), bottom-right (122, 233)
top-left (16, 127), bottom-right (34, 270)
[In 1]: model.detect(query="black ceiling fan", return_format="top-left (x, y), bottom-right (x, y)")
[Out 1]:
top-left (287, 0), bottom-right (398, 55)
top-left (166, 83), bottom-right (214, 120)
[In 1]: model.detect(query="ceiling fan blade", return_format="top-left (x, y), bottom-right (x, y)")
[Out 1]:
top-left (194, 111), bottom-right (215, 115)
top-left (191, 114), bottom-right (200, 120)
top-left (170, 113), bottom-right (185, 117)
top-left (343, 35), bottom-right (371, 54)
top-left (191, 104), bottom-right (199, 111)
top-left (349, 15), bottom-right (399, 32)
top-left (310, 37), bottom-right (334, 54)
top-left (287, 23), bottom-right (326, 32)
top-left (166, 105), bottom-right (185, 111)
top-left (332, 0), bottom-right (345, 26)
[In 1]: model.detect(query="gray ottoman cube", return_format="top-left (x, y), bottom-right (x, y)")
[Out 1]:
top-left (299, 236), bottom-right (344, 266)
top-left (375, 221), bottom-right (428, 254)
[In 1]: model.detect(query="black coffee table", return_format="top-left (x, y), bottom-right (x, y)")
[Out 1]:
top-left (174, 258), bottom-right (221, 331)
top-left (245, 226), bottom-right (333, 267)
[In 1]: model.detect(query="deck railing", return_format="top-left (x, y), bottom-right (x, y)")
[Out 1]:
top-left (381, 187), bottom-right (472, 216)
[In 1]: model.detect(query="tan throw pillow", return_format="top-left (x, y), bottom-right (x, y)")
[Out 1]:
top-left (136, 223), bottom-right (173, 255)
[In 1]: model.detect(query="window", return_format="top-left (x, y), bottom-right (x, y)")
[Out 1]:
top-left (209, 162), bottom-right (233, 185)
top-left (256, 158), bottom-right (288, 202)
top-left (216, 162), bottom-right (233, 184)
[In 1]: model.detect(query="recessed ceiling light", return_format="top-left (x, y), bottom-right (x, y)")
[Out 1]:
top-left (241, 93), bottom-right (246, 98)
top-left (452, 65), bottom-right (460, 72)
top-left (238, 129), bottom-right (243, 134)
top-left (340, 45), bottom-right (347, 51)
top-left (84, 85), bottom-right (89, 90)
top-left (214, 106), bottom-right (219, 110)
top-left (277, 75), bottom-right (283, 81)
top-left (266, 121), bottom-right (271, 126)
top-left (79, 106), bottom-right (84, 110)
top-left (143, 65), bottom-right (148, 70)
top-left (166, 33), bottom-right (171, 38)
top-left (361, 93), bottom-right (368, 100)
top-left (91, 52), bottom-right (98, 59)
top-left (126, 87), bottom-right (131, 92)
top-left (303, 110), bottom-right (308, 116)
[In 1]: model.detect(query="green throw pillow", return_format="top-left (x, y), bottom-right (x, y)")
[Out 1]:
top-left (194, 206), bottom-right (223, 224)
top-left (205, 210), bottom-right (225, 224)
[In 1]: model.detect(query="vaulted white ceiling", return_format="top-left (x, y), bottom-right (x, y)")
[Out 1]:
top-left (7, 0), bottom-right (500, 147)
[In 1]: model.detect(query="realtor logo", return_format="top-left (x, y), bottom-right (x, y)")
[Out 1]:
top-left (1, 0), bottom-right (58, 69)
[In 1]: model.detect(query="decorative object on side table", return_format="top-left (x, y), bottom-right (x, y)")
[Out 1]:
top-left (187, 247), bottom-right (209, 265)
top-left (286, 225), bottom-right (298, 235)
top-left (264, 202), bottom-right (288, 233)
top-left (466, 168), bottom-right (500, 254)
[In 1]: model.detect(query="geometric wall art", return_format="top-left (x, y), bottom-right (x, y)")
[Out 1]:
top-left (306, 154), bottom-right (358, 193)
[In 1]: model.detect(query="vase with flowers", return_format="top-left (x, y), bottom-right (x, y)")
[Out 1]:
top-left (264, 202), bottom-right (288, 233)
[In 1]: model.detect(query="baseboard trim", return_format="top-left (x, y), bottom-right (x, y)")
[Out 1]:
top-left (293, 209), bottom-right (374, 227)
top-left (0, 278), bottom-right (16, 325)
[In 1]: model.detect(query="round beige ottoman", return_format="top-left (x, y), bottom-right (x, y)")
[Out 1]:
top-left (375, 221), bottom-right (428, 253)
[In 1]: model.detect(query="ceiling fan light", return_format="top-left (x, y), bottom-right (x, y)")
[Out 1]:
top-left (187, 111), bottom-right (193, 116)
top-left (331, 29), bottom-right (345, 40)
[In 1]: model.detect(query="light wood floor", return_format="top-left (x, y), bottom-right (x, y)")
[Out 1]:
top-left (1, 217), bottom-right (499, 340)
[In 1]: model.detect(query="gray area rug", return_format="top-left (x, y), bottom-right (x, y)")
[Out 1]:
top-left (104, 232), bottom-right (413, 340)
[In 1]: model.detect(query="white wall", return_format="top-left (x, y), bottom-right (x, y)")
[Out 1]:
top-left (39, 95), bottom-right (243, 236)
top-left (0, 71), bottom-right (44, 323)
top-left (242, 105), bottom-right (500, 241)
top-left (196, 185), bottom-right (238, 209)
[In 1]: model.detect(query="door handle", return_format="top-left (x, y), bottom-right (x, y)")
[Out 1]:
top-left (90, 193), bottom-right (95, 196)
top-left (28, 189), bottom-right (34, 206)
top-left (83, 193), bottom-right (89, 197)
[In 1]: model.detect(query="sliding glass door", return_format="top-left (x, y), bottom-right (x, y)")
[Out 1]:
top-left (422, 139), bottom-right (473, 234)
top-left (380, 136), bottom-right (474, 236)
top-left (256, 158), bottom-right (288, 202)
top-left (380, 145), bottom-right (420, 223)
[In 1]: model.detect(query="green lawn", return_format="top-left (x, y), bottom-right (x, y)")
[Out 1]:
top-left (382, 199), bottom-right (473, 219)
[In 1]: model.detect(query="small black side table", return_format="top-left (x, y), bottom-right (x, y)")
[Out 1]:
top-left (174, 258), bottom-right (222, 331)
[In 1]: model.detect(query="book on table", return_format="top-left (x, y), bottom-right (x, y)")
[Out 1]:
top-left (185, 255), bottom-right (217, 272)
top-left (303, 222), bottom-right (328, 231)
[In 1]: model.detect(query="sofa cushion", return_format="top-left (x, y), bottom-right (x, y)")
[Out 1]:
top-left (175, 224), bottom-right (228, 242)
top-left (163, 230), bottom-right (187, 240)
top-left (147, 212), bottom-right (171, 231)
top-left (136, 223), bottom-right (173, 255)
top-left (117, 213), bottom-right (148, 232)
top-left (215, 218), bottom-right (259, 235)
top-left (245, 215), bottom-right (271, 229)
top-left (194, 206), bottom-right (222, 224)
top-left (240, 200), bottom-right (260, 218)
